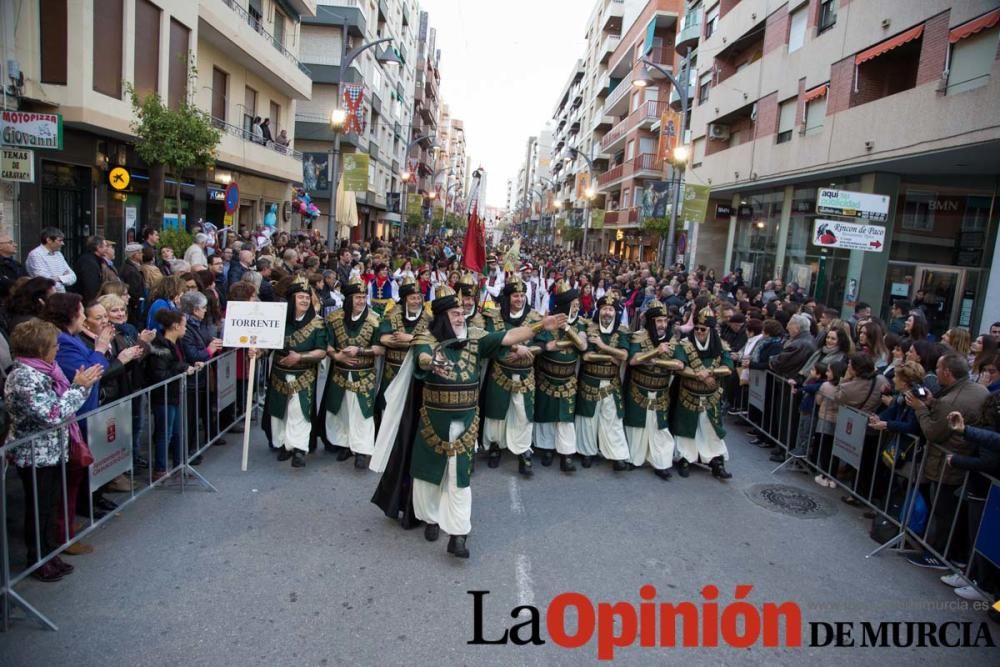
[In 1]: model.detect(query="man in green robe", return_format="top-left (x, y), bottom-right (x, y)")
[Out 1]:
top-left (377, 276), bottom-right (430, 403)
top-left (481, 278), bottom-right (542, 477)
top-left (267, 278), bottom-right (328, 467)
top-left (624, 300), bottom-right (683, 480)
top-left (533, 280), bottom-right (588, 472)
top-left (670, 306), bottom-right (735, 480)
top-left (410, 284), bottom-right (565, 558)
top-left (322, 277), bottom-right (384, 469)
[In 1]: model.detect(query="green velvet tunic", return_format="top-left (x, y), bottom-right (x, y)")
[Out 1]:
top-left (574, 321), bottom-right (628, 419)
top-left (266, 317), bottom-right (328, 419)
top-left (623, 331), bottom-right (676, 430)
top-left (533, 321), bottom-right (588, 424)
top-left (410, 328), bottom-right (506, 488)
top-left (322, 309), bottom-right (382, 419)
top-left (481, 310), bottom-right (541, 420)
top-left (669, 337), bottom-right (734, 439)
top-left (377, 307), bottom-right (430, 386)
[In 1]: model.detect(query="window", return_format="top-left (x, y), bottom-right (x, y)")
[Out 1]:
top-left (243, 87), bottom-right (257, 134)
top-left (269, 101), bottom-right (281, 135)
top-left (947, 25), bottom-right (999, 95)
top-left (92, 0), bottom-right (123, 98)
top-left (804, 96), bottom-right (826, 133)
top-left (211, 68), bottom-right (228, 122)
top-left (368, 160), bottom-right (376, 188)
top-left (248, 0), bottom-right (263, 31)
top-left (852, 29), bottom-right (922, 107)
top-left (167, 19), bottom-right (190, 109)
top-left (788, 7), bottom-right (808, 53)
top-left (698, 72), bottom-right (712, 105)
top-left (901, 191), bottom-right (936, 231)
top-left (777, 99), bottom-right (796, 143)
top-left (39, 0), bottom-right (67, 84)
top-left (273, 7), bottom-right (286, 49)
top-left (705, 5), bottom-right (719, 39)
top-left (818, 0), bottom-right (837, 34)
top-left (631, 92), bottom-right (641, 112)
top-left (134, 0), bottom-right (160, 99)
top-left (625, 140), bottom-right (635, 160)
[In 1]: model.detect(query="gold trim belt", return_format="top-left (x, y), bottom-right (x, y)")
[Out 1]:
top-left (582, 362), bottom-right (618, 380)
top-left (335, 360), bottom-right (375, 371)
top-left (331, 368), bottom-right (377, 395)
top-left (631, 382), bottom-right (670, 412)
top-left (270, 368), bottom-right (317, 396)
top-left (632, 369), bottom-right (671, 390)
top-left (499, 357), bottom-right (534, 370)
top-left (538, 358), bottom-right (577, 379)
top-left (579, 375), bottom-right (621, 403)
top-left (491, 364), bottom-right (535, 394)
top-left (419, 406), bottom-right (479, 456)
top-left (385, 347), bottom-right (408, 365)
top-left (423, 382), bottom-right (479, 410)
top-left (538, 374), bottom-right (578, 400)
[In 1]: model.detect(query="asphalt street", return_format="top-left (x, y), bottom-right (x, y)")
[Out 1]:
top-left (1, 417), bottom-right (996, 665)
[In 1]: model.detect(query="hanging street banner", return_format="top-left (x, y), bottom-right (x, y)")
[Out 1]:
top-left (406, 192), bottom-right (422, 218)
top-left (812, 218), bottom-right (886, 252)
top-left (342, 153), bottom-right (370, 193)
top-left (816, 188), bottom-right (890, 223)
top-left (575, 172), bottom-right (590, 200)
top-left (1, 111), bottom-right (63, 150)
top-left (681, 183), bottom-right (710, 225)
top-left (222, 301), bottom-right (287, 350)
top-left (590, 208), bottom-right (605, 230)
top-left (655, 110), bottom-right (683, 165)
top-left (1, 148), bottom-right (34, 182)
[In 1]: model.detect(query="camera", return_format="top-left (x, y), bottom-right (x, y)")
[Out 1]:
top-left (913, 385), bottom-right (929, 399)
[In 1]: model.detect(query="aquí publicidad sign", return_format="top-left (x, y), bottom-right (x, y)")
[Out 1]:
top-left (816, 188), bottom-right (889, 223)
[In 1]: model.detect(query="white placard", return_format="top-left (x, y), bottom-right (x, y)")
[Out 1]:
top-left (816, 188), bottom-right (890, 222)
top-left (1, 148), bottom-right (34, 182)
top-left (748, 370), bottom-right (766, 411)
top-left (812, 219), bottom-right (886, 252)
top-left (222, 301), bottom-right (287, 350)
top-left (216, 351), bottom-right (237, 411)
top-left (87, 401), bottom-right (133, 492)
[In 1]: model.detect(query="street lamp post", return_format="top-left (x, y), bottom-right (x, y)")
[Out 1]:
top-left (326, 23), bottom-right (401, 248)
top-left (634, 48), bottom-right (691, 269)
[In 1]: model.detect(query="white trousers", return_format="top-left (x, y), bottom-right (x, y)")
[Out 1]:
top-left (624, 393), bottom-right (675, 469)
top-left (412, 420), bottom-right (472, 536)
top-left (674, 412), bottom-right (729, 464)
top-left (534, 421), bottom-right (577, 455)
top-left (575, 385), bottom-right (629, 461)
top-left (483, 390), bottom-right (532, 456)
top-left (270, 374), bottom-right (311, 453)
top-left (326, 391), bottom-right (375, 455)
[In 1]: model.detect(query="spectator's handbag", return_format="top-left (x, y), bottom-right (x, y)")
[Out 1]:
top-left (880, 433), bottom-right (917, 469)
top-left (69, 436), bottom-right (94, 468)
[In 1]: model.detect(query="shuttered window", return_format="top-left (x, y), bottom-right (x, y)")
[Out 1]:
top-left (133, 0), bottom-right (160, 99)
top-left (167, 19), bottom-right (190, 109)
top-left (39, 0), bottom-right (68, 84)
top-left (777, 99), bottom-right (796, 143)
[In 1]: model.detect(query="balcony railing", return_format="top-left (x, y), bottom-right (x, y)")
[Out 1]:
top-left (597, 153), bottom-right (663, 187)
top-left (632, 152), bottom-right (662, 172)
top-left (597, 163), bottom-right (624, 186)
top-left (213, 117), bottom-right (303, 160)
top-left (219, 0), bottom-right (311, 76)
top-left (599, 99), bottom-right (668, 150)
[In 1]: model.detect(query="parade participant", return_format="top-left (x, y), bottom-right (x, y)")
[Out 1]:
top-left (266, 277), bottom-right (327, 467)
top-left (368, 263), bottom-right (397, 316)
top-left (322, 278), bottom-right (384, 468)
top-left (417, 265), bottom-right (433, 300)
top-left (624, 300), bottom-right (683, 479)
top-left (534, 280), bottom-right (588, 472)
top-left (670, 306), bottom-right (735, 479)
top-left (575, 294), bottom-right (631, 470)
top-left (376, 276), bottom-right (430, 412)
top-left (481, 278), bottom-right (542, 476)
top-left (455, 273), bottom-right (487, 328)
top-left (483, 254), bottom-right (505, 302)
top-left (409, 285), bottom-right (566, 557)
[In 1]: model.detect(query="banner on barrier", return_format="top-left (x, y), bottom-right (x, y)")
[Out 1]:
top-left (833, 408), bottom-right (867, 470)
top-left (748, 370), bottom-right (766, 410)
top-left (87, 401), bottom-right (134, 492)
top-left (217, 352), bottom-right (237, 411)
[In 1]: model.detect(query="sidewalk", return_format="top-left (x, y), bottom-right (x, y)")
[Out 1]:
top-left (0, 420), bottom-right (995, 665)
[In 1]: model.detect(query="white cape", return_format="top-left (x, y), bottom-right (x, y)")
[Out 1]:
top-left (369, 349), bottom-right (415, 473)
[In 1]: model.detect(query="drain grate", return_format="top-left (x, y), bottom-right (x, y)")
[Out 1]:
top-left (744, 484), bottom-right (837, 519)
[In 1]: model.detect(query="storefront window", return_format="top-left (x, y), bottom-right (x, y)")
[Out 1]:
top-left (892, 187), bottom-right (994, 267)
top-left (730, 190), bottom-right (783, 287)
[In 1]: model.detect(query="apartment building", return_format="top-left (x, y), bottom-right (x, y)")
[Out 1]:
top-left (3, 0), bottom-right (316, 264)
top-left (409, 11), bottom-right (440, 213)
top-left (297, 0), bottom-right (420, 242)
top-left (686, 0), bottom-right (1000, 333)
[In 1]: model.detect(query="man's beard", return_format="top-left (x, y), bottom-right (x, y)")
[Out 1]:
top-left (405, 304), bottom-right (421, 320)
top-left (599, 317), bottom-right (614, 334)
top-left (453, 321), bottom-right (467, 340)
top-left (351, 305), bottom-right (367, 321)
top-left (655, 325), bottom-right (668, 341)
top-left (568, 306), bottom-right (579, 324)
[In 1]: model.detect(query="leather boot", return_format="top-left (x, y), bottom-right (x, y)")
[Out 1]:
top-left (518, 453), bottom-right (533, 478)
top-left (710, 456), bottom-right (732, 480)
top-left (612, 459), bottom-right (628, 472)
top-left (335, 447), bottom-right (352, 462)
top-left (579, 454), bottom-right (592, 468)
top-left (654, 468), bottom-right (672, 481)
top-left (559, 454), bottom-right (576, 473)
top-left (676, 459), bottom-right (690, 478)
top-left (424, 523), bottom-right (440, 542)
top-left (277, 448), bottom-right (293, 462)
top-left (540, 450), bottom-right (555, 467)
top-left (354, 454), bottom-right (370, 470)
top-left (447, 534), bottom-right (470, 558)
top-left (487, 444), bottom-right (501, 468)
top-left (291, 451), bottom-right (306, 468)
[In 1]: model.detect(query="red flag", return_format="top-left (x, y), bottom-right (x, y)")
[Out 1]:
top-left (462, 169), bottom-right (486, 274)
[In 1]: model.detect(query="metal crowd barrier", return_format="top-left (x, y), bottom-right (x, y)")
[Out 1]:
top-left (0, 349), bottom-right (261, 632)
top-left (732, 367), bottom-right (999, 603)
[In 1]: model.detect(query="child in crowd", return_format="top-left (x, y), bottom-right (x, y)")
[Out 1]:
top-left (814, 360), bottom-right (847, 488)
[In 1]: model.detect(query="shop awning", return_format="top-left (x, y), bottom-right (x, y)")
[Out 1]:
top-left (949, 9), bottom-right (1000, 44)
top-left (803, 83), bottom-right (829, 102)
top-left (855, 24), bottom-right (924, 65)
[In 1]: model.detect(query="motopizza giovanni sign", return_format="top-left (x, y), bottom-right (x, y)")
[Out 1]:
top-left (0, 111), bottom-right (63, 150)
top-left (815, 188), bottom-right (889, 223)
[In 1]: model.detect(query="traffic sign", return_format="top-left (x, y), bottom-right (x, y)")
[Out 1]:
top-left (224, 182), bottom-right (240, 213)
top-left (109, 167), bottom-right (130, 190)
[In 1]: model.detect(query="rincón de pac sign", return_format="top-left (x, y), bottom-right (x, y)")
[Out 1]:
top-left (812, 219), bottom-right (886, 252)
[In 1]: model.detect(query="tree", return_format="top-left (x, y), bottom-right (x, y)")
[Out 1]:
top-left (641, 216), bottom-right (671, 240)
top-left (126, 57), bottom-right (221, 230)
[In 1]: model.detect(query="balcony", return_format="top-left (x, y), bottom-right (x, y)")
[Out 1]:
top-left (596, 72), bottom-right (611, 99)
top-left (604, 71), bottom-right (634, 115)
top-left (592, 112), bottom-right (614, 133)
top-left (200, 0), bottom-right (313, 99)
top-left (599, 99), bottom-right (668, 152)
top-left (602, 0), bottom-right (624, 33)
top-left (599, 34), bottom-right (620, 64)
top-left (213, 117), bottom-right (303, 183)
top-left (597, 163), bottom-right (624, 187)
top-left (669, 68), bottom-right (697, 111)
top-left (675, 19), bottom-right (701, 53)
top-left (603, 208), bottom-right (639, 226)
top-left (597, 153), bottom-right (664, 190)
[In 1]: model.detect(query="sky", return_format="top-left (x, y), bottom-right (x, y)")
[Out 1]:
top-left (416, 0), bottom-right (593, 208)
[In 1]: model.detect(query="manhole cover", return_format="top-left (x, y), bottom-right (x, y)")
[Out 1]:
top-left (744, 484), bottom-right (837, 519)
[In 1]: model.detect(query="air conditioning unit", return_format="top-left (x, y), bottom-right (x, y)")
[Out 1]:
top-left (708, 123), bottom-right (731, 141)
